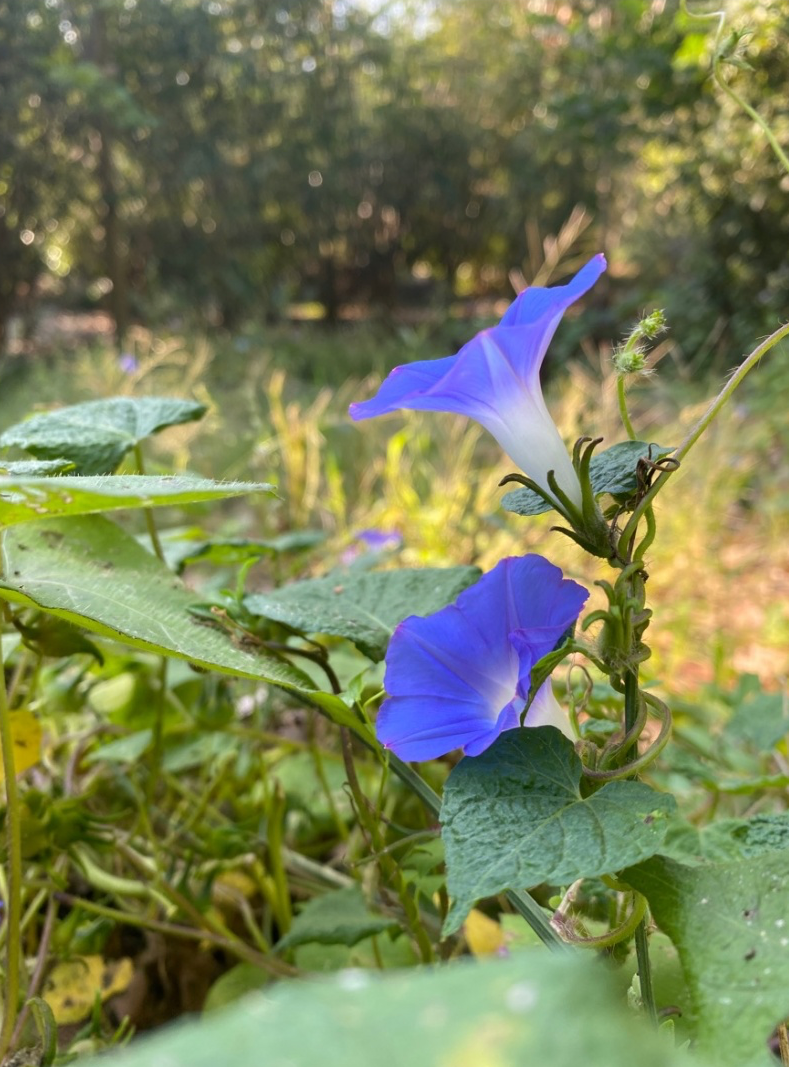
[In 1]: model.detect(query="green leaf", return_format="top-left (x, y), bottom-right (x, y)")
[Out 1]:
top-left (440, 728), bottom-right (676, 934)
top-left (85, 729), bottom-right (153, 765)
top-left (0, 474), bottom-right (274, 527)
top-left (727, 685), bottom-right (789, 751)
top-left (501, 440), bottom-right (675, 517)
top-left (0, 397), bottom-right (207, 474)
top-left (203, 964), bottom-right (272, 1014)
top-left (0, 459), bottom-right (75, 476)
top-left (277, 887), bottom-right (398, 950)
top-left (159, 530), bottom-right (324, 572)
top-left (663, 812), bottom-right (789, 866)
top-left (292, 932), bottom-right (418, 973)
top-left (0, 516), bottom-right (314, 691)
top-left (626, 851), bottom-right (789, 1066)
top-left (244, 565), bottom-right (481, 661)
top-left (79, 950), bottom-right (705, 1067)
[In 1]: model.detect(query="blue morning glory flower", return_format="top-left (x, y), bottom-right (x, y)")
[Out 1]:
top-left (349, 254), bottom-right (606, 509)
top-left (377, 554), bottom-right (588, 761)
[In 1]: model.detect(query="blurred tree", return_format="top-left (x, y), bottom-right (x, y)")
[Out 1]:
top-left (0, 0), bottom-right (786, 360)
top-left (0, 1), bottom-right (79, 354)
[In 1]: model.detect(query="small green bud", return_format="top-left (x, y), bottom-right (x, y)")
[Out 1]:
top-left (639, 308), bottom-right (667, 340)
top-left (613, 343), bottom-right (648, 375)
top-left (612, 309), bottom-right (667, 376)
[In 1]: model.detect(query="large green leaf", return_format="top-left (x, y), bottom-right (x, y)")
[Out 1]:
top-left (244, 565), bottom-right (481, 661)
top-left (82, 950), bottom-right (703, 1067)
top-left (440, 728), bottom-right (676, 934)
top-left (0, 397), bottom-right (207, 474)
top-left (627, 851), bottom-right (789, 1066)
top-left (0, 474), bottom-right (273, 527)
top-left (277, 887), bottom-right (398, 950)
top-left (501, 440), bottom-right (675, 517)
top-left (0, 516), bottom-right (312, 690)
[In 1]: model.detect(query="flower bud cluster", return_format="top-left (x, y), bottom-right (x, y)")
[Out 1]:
top-left (612, 309), bottom-right (666, 376)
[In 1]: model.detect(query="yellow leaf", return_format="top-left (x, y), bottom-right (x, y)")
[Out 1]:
top-left (212, 869), bottom-right (258, 908)
top-left (43, 955), bottom-right (134, 1025)
top-left (0, 710), bottom-right (42, 782)
top-left (464, 909), bottom-right (506, 956)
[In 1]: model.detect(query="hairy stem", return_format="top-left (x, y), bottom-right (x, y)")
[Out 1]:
top-left (713, 65), bottom-right (789, 176)
top-left (616, 376), bottom-right (637, 440)
top-left (624, 666), bottom-right (658, 1025)
top-left (619, 320), bottom-right (789, 553)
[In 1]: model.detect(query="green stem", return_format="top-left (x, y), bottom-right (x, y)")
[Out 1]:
top-left (713, 64), bottom-right (789, 176)
top-left (623, 669), bottom-right (639, 762)
top-left (146, 657), bottom-right (168, 809)
top-left (343, 732), bottom-right (434, 963)
top-left (623, 667), bottom-right (658, 1026)
top-left (51, 892), bottom-right (293, 976)
top-left (0, 636), bottom-right (22, 1061)
top-left (554, 891), bottom-right (647, 949)
top-left (681, 0), bottom-right (789, 173)
top-left (619, 320), bottom-right (789, 553)
top-left (133, 443), bottom-right (166, 563)
top-left (616, 377), bottom-right (637, 440)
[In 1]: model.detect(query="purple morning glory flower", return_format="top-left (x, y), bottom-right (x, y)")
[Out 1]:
top-left (349, 254), bottom-right (606, 509)
top-left (341, 527), bottom-right (403, 564)
top-left (355, 528), bottom-right (403, 551)
top-left (377, 554), bottom-right (588, 761)
top-left (118, 353), bottom-right (139, 374)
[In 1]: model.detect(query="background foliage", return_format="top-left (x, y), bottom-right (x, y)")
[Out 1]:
top-left (2, 0), bottom-right (788, 359)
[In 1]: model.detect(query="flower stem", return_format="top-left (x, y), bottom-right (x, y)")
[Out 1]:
top-left (618, 320), bottom-right (789, 554)
top-left (616, 377), bottom-right (637, 441)
top-left (0, 635), bottom-right (22, 1061)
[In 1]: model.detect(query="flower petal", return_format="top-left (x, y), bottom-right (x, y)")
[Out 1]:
top-left (348, 355), bottom-right (458, 421)
top-left (348, 256), bottom-right (606, 506)
top-left (499, 253), bottom-right (607, 328)
top-left (377, 695), bottom-right (500, 761)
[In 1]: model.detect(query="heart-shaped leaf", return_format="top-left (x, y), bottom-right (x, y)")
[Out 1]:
top-left (440, 727), bottom-right (676, 934)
